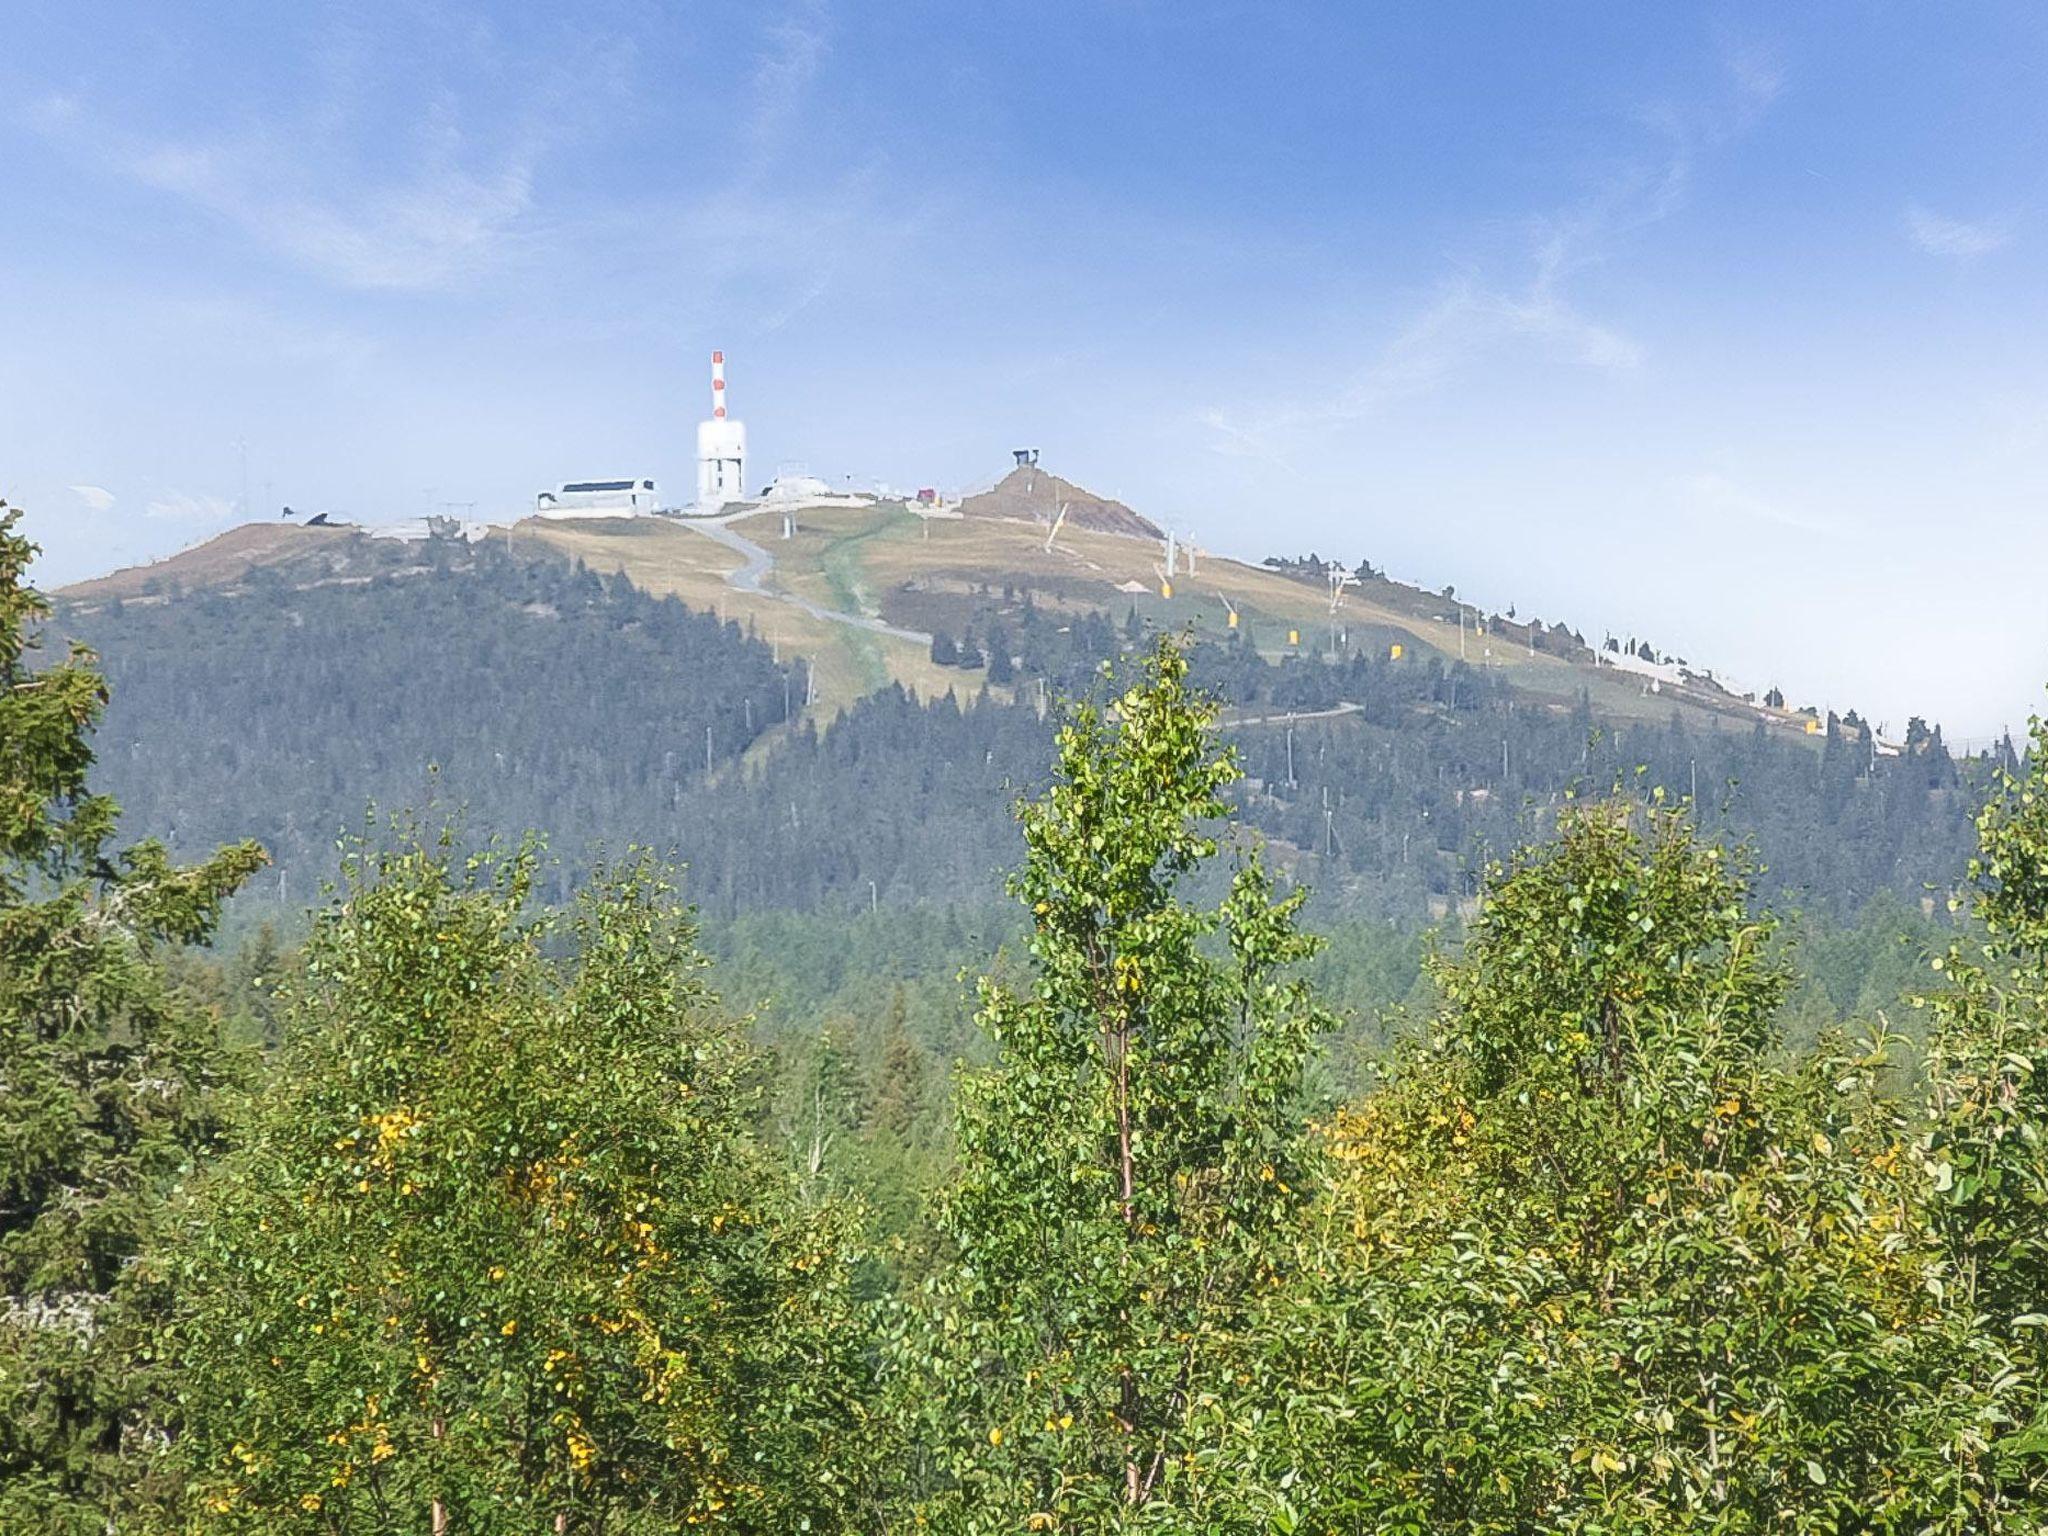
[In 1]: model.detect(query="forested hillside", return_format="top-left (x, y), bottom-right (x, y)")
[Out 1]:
top-left (61, 543), bottom-right (797, 907)
top-left (61, 546), bottom-right (1985, 928)
top-left (9, 501), bottom-right (2046, 1530)
top-left (689, 635), bottom-right (1984, 923)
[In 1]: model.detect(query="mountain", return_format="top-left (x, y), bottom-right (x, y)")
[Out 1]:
top-left (49, 479), bottom-right (1984, 932)
top-left (60, 543), bottom-right (792, 911)
top-left (956, 464), bottom-right (1162, 538)
top-left (78, 472), bottom-right (1819, 738)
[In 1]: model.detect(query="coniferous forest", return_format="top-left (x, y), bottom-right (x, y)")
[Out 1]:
top-left (61, 534), bottom-right (1984, 930)
top-left (6, 500), bottom-right (2047, 1531)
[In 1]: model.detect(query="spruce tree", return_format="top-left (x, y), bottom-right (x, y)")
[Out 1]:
top-left (0, 504), bottom-right (264, 1533)
top-left (986, 623), bottom-right (1016, 685)
top-left (870, 990), bottom-right (927, 1141)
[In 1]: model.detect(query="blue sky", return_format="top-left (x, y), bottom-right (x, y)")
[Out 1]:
top-left (3, 1), bottom-right (2044, 736)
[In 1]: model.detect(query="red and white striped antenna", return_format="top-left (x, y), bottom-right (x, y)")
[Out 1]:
top-left (711, 350), bottom-right (727, 420)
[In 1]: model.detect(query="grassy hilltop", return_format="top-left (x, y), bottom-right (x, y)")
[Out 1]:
top-left (63, 486), bottom-right (1819, 741)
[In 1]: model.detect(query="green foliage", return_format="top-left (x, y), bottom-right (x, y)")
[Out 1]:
top-left (0, 505), bottom-right (263, 1533)
top-left (1284, 798), bottom-right (2044, 1530)
top-left (1434, 796), bottom-right (1788, 1093)
top-left (892, 639), bottom-right (1333, 1531)
top-left (775, 1021), bottom-right (872, 1202)
top-left (0, 511), bottom-right (113, 882)
top-left (14, 496), bottom-right (2048, 1530)
top-left (150, 835), bottom-right (876, 1533)
top-left (1913, 713), bottom-right (2048, 1512)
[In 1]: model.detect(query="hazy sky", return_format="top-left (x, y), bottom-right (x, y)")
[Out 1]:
top-left (3, 2), bottom-right (2044, 737)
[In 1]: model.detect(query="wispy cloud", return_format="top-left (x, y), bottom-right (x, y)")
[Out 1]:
top-left (144, 491), bottom-right (236, 524)
top-left (746, 0), bottom-right (832, 169)
top-left (16, 4), bottom-right (897, 331)
top-left (129, 134), bottom-right (540, 290)
top-left (1202, 268), bottom-right (1641, 469)
top-left (562, 2), bottom-right (920, 338)
top-left (1206, 47), bottom-right (1780, 466)
top-left (1720, 38), bottom-right (1787, 118)
top-left (1905, 205), bottom-right (2009, 259)
top-left (17, 16), bottom-right (613, 292)
top-left (69, 484), bottom-right (116, 512)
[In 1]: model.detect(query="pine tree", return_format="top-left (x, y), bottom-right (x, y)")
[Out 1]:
top-left (869, 990), bottom-right (927, 1141)
top-left (0, 504), bottom-right (264, 1533)
top-left (986, 623), bottom-right (1016, 684)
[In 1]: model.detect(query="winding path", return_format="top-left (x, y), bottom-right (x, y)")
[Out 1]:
top-left (681, 512), bottom-right (931, 644)
top-left (1221, 701), bottom-right (1365, 728)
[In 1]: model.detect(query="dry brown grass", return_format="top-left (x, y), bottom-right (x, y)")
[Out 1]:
top-left (58, 510), bottom-right (1783, 737)
top-left (55, 523), bottom-right (355, 603)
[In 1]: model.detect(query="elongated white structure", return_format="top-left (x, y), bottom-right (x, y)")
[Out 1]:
top-left (535, 477), bottom-right (660, 517)
top-left (696, 350), bottom-right (747, 509)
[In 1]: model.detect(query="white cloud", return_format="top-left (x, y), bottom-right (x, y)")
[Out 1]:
top-left (68, 484), bottom-right (116, 511)
top-left (1204, 45), bottom-right (1778, 465)
top-left (144, 491), bottom-right (236, 524)
top-left (746, 0), bottom-right (832, 168)
top-left (1203, 186), bottom-right (1655, 468)
top-left (1721, 40), bottom-right (1787, 116)
top-left (1906, 205), bottom-right (2009, 259)
top-left (117, 125), bottom-right (541, 291)
top-left (1203, 270), bottom-right (1643, 466)
top-left (20, 23), bottom-right (590, 295)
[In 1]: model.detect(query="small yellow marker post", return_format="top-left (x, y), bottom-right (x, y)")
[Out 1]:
top-left (1389, 643), bottom-right (1404, 660)
top-left (1287, 628), bottom-right (1300, 647)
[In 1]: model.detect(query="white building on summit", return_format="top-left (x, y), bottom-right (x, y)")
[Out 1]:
top-left (534, 479), bottom-right (661, 517)
top-left (696, 350), bottom-right (747, 510)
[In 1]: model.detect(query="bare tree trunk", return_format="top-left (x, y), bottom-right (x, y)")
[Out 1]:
top-left (1116, 1019), bottom-right (1135, 1228)
top-left (1114, 1010), bottom-right (1141, 1504)
top-left (431, 1417), bottom-right (447, 1535)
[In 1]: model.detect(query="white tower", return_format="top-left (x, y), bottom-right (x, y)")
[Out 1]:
top-left (696, 350), bottom-right (747, 509)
